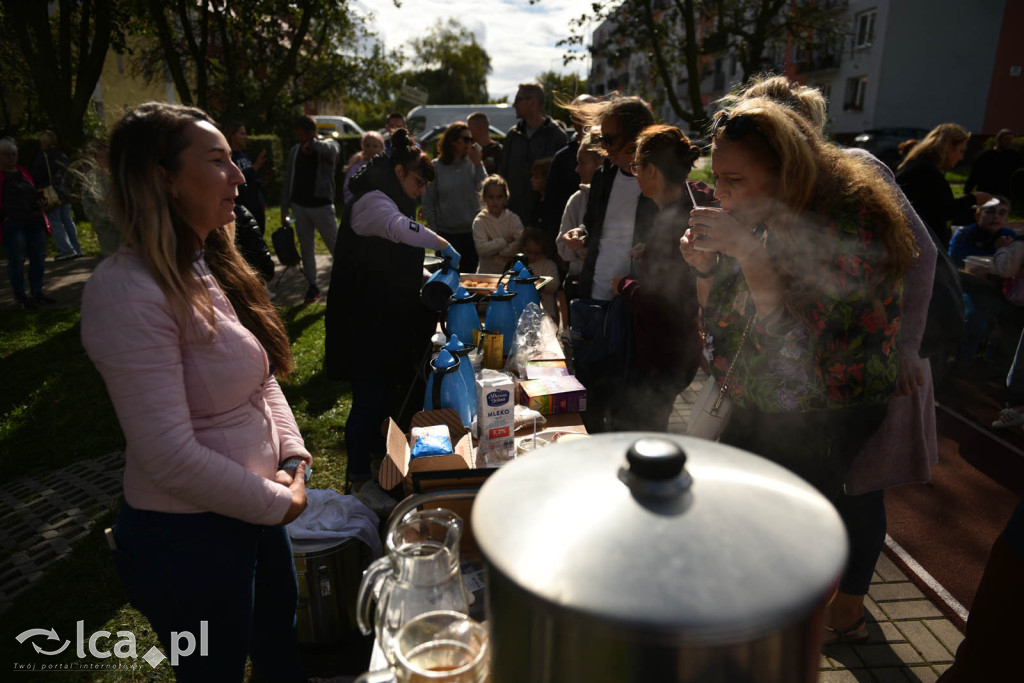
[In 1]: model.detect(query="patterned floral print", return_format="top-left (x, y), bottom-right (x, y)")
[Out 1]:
top-left (703, 206), bottom-right (903, 414)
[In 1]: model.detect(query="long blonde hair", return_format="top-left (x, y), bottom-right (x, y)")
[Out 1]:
top-left (108, 102), bottom-right (293, 377)
top-left (898, 122), bottom-right (969, 171)
top-left (711, 98), bottom-right (916, 328)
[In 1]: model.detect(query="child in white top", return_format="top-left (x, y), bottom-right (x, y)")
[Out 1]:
top-left (557, 133), bottom-right (603, 276)
top-left (522, 227), bottom-right (569, 329)
top-left (472, 175), bottom-right (523, 273)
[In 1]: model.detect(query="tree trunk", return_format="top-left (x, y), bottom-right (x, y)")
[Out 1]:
top-left (3, 0), bottom-right (114, 151)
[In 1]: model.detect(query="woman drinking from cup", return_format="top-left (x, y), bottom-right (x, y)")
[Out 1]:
top-left (81, 102), bottom-right (310, 681)
top-left (681, 98), bottom-right (916, 502)
top-left (325, 128), bottom-right (460, 490)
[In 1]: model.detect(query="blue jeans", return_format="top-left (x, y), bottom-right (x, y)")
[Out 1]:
top-left (834, 490), bottom-right (887, 595)
top-left (111, 504), bottom-right (306, 682)
top-left (47, 203), bottom-right (81, 256)
top-left (4, 219), bottom-right (48, 299)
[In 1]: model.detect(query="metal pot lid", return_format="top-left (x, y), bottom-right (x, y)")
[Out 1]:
top-left (472, 433), bottom-right (847, 641)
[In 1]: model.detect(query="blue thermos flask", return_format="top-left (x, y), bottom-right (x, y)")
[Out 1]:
top-left (441, 286), bottom-right (481, 346)
top-left (421, 259), bottom-right (461, 312)
top-left (484, 283), bottom-right (517, 357)
top-left (424, 349), bottom-right (473, 428)
top-left (443, 334), bottom-right (477, 423)
top-left (511, 270), bottom-right (541, 320)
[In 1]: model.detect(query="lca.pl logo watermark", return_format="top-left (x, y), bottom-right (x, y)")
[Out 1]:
top-left (13, 621), bottom-right (208, 672)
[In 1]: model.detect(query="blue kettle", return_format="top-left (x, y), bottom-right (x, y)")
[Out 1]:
top-left (443, 334), bottom-right (477, 423)
top-left (484, 283), bottom-right (517, 357)
top-left (421, 259), bottom-right (461, 312)
top-left (424, 349), bottom-right (473, 428)
top-left (441, 286), bottom-right (481, 346)
top-left (511, 269), bottom-right (541, 320)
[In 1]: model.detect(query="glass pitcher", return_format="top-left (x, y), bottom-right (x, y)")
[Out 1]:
top-left (356, 508), bottom-right (471, 663)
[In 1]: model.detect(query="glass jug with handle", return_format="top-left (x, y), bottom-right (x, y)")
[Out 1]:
top-left (356, 508), bottom-right (471, 664)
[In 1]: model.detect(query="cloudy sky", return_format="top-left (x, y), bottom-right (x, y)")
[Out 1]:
top-left (354, 0), bottom-right (600, 100)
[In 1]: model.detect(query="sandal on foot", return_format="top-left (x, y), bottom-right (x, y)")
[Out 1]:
top-left (822, 616), bottom-right (868, 646)
top-left (992, 407), bottom-right (1024, 428)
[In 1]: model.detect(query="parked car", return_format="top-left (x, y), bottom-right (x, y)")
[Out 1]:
top-left (313, 115), bottom-right (365, 139)
top-left (853, 127), bottom-right (930, 168)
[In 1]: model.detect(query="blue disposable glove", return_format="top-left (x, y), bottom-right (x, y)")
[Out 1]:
top-left (440, 244), bottom-right (461, 270)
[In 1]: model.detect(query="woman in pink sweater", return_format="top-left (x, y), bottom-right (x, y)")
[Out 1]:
top-left (81, 103), bottom-right (310, 682)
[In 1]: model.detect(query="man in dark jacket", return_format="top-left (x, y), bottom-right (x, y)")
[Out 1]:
top-left (966, 129), bottom-right (1021, 199)
top-left (498, 83), bottom-right (569, 224)
top-left (543, 95), bottom-right (595, 236)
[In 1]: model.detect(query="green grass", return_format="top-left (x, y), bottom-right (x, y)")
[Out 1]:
top-left (0, 304), bottom-right (351, 680)
top-left (0, 309), bottom-right (124, 474)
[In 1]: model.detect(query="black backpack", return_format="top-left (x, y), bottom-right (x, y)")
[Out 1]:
top-left (271, 221), bottom-right (301, 267)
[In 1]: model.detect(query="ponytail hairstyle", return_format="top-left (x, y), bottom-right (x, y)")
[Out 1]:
top-left (634, 125), bottom-right (701, 186)
top-left (390, 128), bottom-right (435, 182)
top-left (108, 102), bottom-right (293, 377)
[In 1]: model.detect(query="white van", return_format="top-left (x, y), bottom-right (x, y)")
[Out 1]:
top-left (406, 105), bottom-right (519, 137)
top-left (313, 115), bottom-right (366, 138)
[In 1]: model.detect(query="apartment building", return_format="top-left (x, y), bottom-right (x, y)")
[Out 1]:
top-left (588, 0), bottom-right (1023, 137)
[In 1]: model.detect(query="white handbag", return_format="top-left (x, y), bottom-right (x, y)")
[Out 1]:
top-left (686, 316), bottom-right (753, 441)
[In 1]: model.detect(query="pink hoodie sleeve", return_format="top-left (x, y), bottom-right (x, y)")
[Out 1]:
top-left (351, 190), bottom-right (439, 249)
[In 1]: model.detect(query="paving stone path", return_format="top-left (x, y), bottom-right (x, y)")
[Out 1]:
top-left (0, 451), bottom-right (123, 615)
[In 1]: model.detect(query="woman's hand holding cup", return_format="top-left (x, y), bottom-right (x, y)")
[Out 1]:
top-left (562, 226), bottom-right (588, 252)
top-left (687, 207), bottom-right (760, 263)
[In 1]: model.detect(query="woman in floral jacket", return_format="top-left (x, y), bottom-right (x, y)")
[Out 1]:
top-left (681, 97), bottom-right (917, 500)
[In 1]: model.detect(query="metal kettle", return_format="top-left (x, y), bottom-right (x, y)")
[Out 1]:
top-left (472, 433), bottom-right (848, 683)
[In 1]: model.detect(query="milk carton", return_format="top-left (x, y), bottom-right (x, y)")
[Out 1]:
top-left (476, 370), bottom-right (516, 465)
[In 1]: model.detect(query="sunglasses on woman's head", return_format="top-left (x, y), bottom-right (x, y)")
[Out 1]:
top-left (711, 113), bottom-right (761, 141)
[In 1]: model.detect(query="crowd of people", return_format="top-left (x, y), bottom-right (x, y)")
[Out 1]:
top-left (4, 72), bottom-right (1024, 680)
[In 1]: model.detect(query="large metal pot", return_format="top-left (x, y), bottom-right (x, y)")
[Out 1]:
top-left (471, 433), bottom-right (847, 683)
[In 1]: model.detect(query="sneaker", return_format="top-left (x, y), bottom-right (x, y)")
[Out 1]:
top-left (31, 294), bottom-right (56, 305)
top-left (992, 406), bottom-right (1024, 429)
top-left (15, 295), bottom-right (38, 310)
top-left (304, 285), bottom-right (321, 303)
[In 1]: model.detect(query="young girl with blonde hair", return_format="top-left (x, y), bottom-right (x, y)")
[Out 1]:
top-left (472, 174), bottom-right (524, 273)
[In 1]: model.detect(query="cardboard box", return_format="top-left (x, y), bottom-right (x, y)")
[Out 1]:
top-left (522, 360), bottom-right (570, 380)
top-left (518, 375), bottom-right (588, 415)
top-left (380, 409), bottom-right (488, 496)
